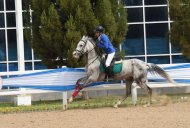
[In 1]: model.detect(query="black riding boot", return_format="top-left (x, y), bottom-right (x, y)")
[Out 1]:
top-left (106, 66), bottom-right (114, 77)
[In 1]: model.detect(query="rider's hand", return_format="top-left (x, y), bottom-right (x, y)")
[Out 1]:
top-left (96, 43), bottom-right (99, 48)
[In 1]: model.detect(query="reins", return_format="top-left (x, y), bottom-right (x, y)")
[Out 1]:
top-left (75, 38), bottom-right (101, 67)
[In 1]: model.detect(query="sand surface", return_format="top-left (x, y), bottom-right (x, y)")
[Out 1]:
top-left (0, 102), bottom-right (190, 128)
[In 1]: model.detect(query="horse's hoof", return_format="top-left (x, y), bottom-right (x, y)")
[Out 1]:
top-left (78, 92), bottom-right (83, 97)
top-left (113, 104), bottom-right (118, 108)
top-left (143, 104), bottom-right (150, 107)
top-left (143, 105), bottom-right (147, 107)
top-left (68, 97), bottom-right (73, 103)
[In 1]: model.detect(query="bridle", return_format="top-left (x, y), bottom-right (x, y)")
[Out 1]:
top-left (75, 39), bottom-right (95, 55)
top-left (74, 38), bottom-right (100, 66)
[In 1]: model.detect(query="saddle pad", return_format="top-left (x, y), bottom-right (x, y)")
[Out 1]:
top-left (99, 63), bottom-right (122, 74)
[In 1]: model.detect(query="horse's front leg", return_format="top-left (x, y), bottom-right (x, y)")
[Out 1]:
top-left (69, 69), bottom-right (99, 103)
top-left (68, 76), bottom-right (89, 103)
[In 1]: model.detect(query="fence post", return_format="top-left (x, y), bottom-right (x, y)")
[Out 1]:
top-left (131, 84), bottom-right (137, 105)
top-left (81, 91), bottom-right (89, 100)
top-left (62, 91), bottom-right (67, 110)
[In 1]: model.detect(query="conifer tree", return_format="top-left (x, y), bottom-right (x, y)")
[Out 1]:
top-left (64, 15), bottom-right (83, 67)
top-left (94, 0), bottom-right (117, 42)
top-left (60, 0), bottom-right (98, 67)
top-left (110, 0), bottom-right (128, 47)
top-left (39, 4), bottom-right (64, 68)
top-left (74, 0), bottom-right (99, 37)
top-left (169, 0), bottom-right (190, 58)
top-left (24, 0), bottom-right (128, 68)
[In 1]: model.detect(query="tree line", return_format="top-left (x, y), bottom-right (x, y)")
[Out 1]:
top-left (169, 0), bottom-right (190, 60)
top-left (24, 0), bottom-right (128, 68)
top-left (24, 0), bottom-right (190, 69)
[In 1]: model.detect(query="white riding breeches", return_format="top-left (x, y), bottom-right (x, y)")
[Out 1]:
top-left (105, 52), bottom-right (115, 67)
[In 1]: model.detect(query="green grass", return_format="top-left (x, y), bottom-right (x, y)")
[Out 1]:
top-left (0, 93), bottom-right (189, 114)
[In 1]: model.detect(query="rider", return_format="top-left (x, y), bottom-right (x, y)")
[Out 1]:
top-left (95, 25), bottom-right (116, 77)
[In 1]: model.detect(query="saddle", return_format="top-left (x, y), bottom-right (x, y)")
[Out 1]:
top-left (99, 52), bottom-right (123, 74)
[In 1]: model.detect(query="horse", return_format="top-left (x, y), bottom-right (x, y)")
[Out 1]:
top-left (69, 36), bottom-right (174, 107)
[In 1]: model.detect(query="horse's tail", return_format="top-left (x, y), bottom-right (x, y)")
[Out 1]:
top-left (147, 63), bottom-right (174, 83)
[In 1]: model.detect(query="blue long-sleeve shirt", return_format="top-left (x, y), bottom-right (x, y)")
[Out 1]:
top-left (97, 33), bottom-right (115, 54)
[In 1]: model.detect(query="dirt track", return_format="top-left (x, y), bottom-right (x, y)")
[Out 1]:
top-left (0, 102), bottom-right (190, 128)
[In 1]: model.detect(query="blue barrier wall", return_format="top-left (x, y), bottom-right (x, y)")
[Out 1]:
top-left (2, 63), bottom-right (190, 91)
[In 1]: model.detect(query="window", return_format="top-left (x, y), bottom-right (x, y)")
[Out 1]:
top-left (147, 56), bottom-right (170, 64)
top-left (125, 56), bottom-right (145, 61)
top-left (127, 8), bottom-right (143, 22)
top-left (0, 63), bottom-right (7, 72)
top-left (6, 13), bottom-right (16, 27)
top-left (24, 38), bottom-right (32, 60)
top-left (34, 62), bottom-right (47, 70)
top-left (9, 63), bottom-right (18, 71)
top-left (0, 0), bottom-right (48, 72)
top-left (7, 29), bottom-right (17, 61)
top-left (145, 0), bottom-right (167, 5)
top-left (6, 0), bottom-right (15, 10)
top-left (172, 55), bottom-right (190, 63)
top-left (145, 7), bottom-right (168, 22)
top-left (0, 30), bottom-right (6, 61)
top-left (0, 0), bottom-right (4, 11)
top-left (25, 62), bottom-right (32, 70)
top-left (123, 24), bottom-right (144, 55)
top-left (0, 13), bottom-right (5, 27)
top-left (122, 0), bottom-right (142, 6)
top-left (146, 23), bottom-right (169, 54)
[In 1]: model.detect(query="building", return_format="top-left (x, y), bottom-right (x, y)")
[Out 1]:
top-left (0, 0), bottom-right (189, 76)
top-left (0, 0), bottom-right (47, 76)
top-left (122, 0), bottom-right (189, 64)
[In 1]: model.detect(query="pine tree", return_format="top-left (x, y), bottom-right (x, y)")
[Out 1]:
top-left (110, 0), bottom-right (128, 47)
top-left (64, 15), bottom-right (82, 67)
top-left (74, 0), bottom-right (99, 37)
top-left (60, 0), bottom-right (98, 67)
top-left (169, 0), bottom-right (190, 58)
top-left (39, 4), bottom-right (64, 68)
top-left (94, 0), bottom-right (117, 42)
top-left (24, 0), bottom-right (128, 68)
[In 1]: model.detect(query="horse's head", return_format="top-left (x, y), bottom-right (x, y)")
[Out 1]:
top-left (73, 36), bottom-right (95, 60)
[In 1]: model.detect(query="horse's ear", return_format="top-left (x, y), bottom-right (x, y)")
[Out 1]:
top-left (82, 35), bottom-right (88, 40)
top-left (82, 35), bottom-right (85, 39)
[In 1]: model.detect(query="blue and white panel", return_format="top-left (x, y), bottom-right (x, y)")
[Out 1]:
top-left (2, 63), bottom-right (190, 91)
top-left (148, 63), bottom-right (190, 83)
top-left (3, 68), bottom-right (86, 91)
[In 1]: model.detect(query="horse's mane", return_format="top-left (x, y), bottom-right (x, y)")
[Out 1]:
top-left (86, 36), bottom-right (101, 57)
top-left (87, 37), bottom-right (96, 45)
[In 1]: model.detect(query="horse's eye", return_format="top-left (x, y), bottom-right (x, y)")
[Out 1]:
top-left (79, 44), bottom-right (83, 47)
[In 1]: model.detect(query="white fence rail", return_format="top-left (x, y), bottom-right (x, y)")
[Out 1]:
top-left (0, 88), bottom-right (68, 110)
top-left (0, 63), bottom-right (190, 109)
top-left (131, 82), bottom-right (190, 105)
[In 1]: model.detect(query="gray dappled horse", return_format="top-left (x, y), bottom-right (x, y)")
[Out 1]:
top-left (69, 36), bottom-right (174, 107)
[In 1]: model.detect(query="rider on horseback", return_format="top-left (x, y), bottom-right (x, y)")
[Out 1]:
top-left (95, 25), bottom-right (116, 77)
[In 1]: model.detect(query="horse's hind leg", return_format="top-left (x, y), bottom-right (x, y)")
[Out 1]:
top-left (137, 81), bottom-right (152, 107)
top-left (146, 85), bottom-right (152, 105)
top-left (114, 77), bottom-right (133, 108)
